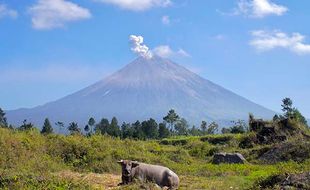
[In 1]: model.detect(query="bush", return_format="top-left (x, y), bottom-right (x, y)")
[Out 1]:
top-left (200, 135), bottom-right (234, 145)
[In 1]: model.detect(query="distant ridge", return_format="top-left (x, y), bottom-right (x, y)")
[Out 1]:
top-left (7, 56), bottom-right (275, 127)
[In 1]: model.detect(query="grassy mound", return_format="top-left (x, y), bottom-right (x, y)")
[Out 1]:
top-left (251, 172), bottom-right (310, 190)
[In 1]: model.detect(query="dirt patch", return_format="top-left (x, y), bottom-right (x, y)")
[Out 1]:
top-left (55, 171), bottom-right (121, 189)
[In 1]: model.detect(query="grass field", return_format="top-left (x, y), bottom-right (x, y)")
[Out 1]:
top-left (0, 126), bottom-right (309, 189)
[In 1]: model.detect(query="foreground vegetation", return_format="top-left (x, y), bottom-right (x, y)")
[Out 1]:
top-left (0, 98), bottom-right (309, 189)
top-left (0, 124), bottom-right (310, 189)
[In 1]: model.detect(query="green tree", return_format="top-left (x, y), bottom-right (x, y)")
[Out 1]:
top-left (174, 118), bottom-right (189, 136)
top-left (132, 120), bottom-right (145, 140)
top-left (158, 122), bottom-right (170, 139)
top-left (95, 118), bottom-right (110, 135)
top-left (163, 109), bottom-right (180, 131)
top-left (206, 122), bottom-right (219, 134)
top-left (41, 118), bottom-right (53, 135)
top-left (88, 117), bottom-right (96, 135)
top-left (200, 121), bottom-right (207, 135)
top-left (292, 108), bottom-right (308, 126)
top-left (68, 122), bottom-right (80, 135)
top-left (121, 122), bottom-right (134, 139)
top-left (282, 97), bottom-right (294, 118)
top-left (281, 98), bottom-right (308, 126)
top-left (142, 118), bottom-right (159, 139)
top-left (0, 108), bottom-right (8, 127)
top-left (108, 117), bottom-right (121, 137)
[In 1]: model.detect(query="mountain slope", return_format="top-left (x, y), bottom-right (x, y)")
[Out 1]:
top-left (7, 56), bottom-right (275, 126)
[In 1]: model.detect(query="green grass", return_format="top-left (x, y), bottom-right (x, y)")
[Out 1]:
top-left (0, 128), bottom-right (310, 189)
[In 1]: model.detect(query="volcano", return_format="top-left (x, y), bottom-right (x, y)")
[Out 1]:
top-left (7, 56), bottom-right (274, 126)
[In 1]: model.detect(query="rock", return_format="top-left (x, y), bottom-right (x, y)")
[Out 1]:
top-left (212, 153), bottom-right (246, 164)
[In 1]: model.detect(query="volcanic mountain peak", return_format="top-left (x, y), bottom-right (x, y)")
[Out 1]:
top-left (7, 56), bottom-right (275, 126)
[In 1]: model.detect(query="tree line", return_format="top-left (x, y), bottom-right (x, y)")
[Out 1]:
top-left (0, 108), bottom-right (223, 139)
top-left (0, 98), bottom-right (308, 140)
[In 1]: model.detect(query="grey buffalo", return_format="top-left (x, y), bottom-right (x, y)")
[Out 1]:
top-left (117, 160), bottom-right (179, 189)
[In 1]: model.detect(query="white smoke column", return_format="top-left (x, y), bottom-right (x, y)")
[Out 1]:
top-left (129, 35), bottom-right (153, 58)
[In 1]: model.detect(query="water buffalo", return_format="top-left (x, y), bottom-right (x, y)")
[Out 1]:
top-left (117, 160), bottom-right (179, 189)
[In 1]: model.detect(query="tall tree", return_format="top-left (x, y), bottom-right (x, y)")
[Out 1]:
top-left (174, 118), bottom-right (189, 136)
top-left (121, 122), bottom-right (134, 139)
top-left (41, 118), bottom-right (53, 135)
top-left (142, 118), bottom-right (159, 139)
top-left (68, 122), bottom-right (80, 135)
top-left (282, 97), bottom-right (294, 118)
top-left (95, 118), bottom-right (109, 135)
top-left (0, 108), bottom-right (8, 127)
top-left (132, 120), bottom-right (144, 140)
top-left (163, 109), bottom-right (179, 131)
top-left (281, 98), bottom-right (308, 126)
top-left (108, 117), bottom-right (121, 137)
top-left (158, 122), bottom-right (170, 139)
top-left (88, 117), bottom-right (96, 135)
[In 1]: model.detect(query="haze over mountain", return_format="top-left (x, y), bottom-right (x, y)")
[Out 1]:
top-left (7, 55), bottom-right (275, 127)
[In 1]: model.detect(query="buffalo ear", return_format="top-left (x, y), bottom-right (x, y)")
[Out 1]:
top-left (132, 161), bottom-right (139, 168)
top-left (117, 160), bottom-right (123, 165)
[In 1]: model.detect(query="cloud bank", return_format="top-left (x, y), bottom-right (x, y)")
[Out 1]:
top-left (0, 3), bottom-right (18, 19)
top-left (250, 30), bottom-right (310, 55)
top-left (95, 0), bottom-right (171, 11)
top-left (29, 0), bottom-right (91, 30)
top-left (235, 0), bottom-right (287, 18)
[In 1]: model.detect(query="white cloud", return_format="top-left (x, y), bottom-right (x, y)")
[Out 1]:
top-left (0, 4), bottom-right (18, 19)
top-left (129, 35), bottom-right (152, 58)
top-left (29, 0), bottom-right (91, 30)
top-left (250, 30), bottom-right (310, 55)
top-left (153, 45), bottom-right (190, 58)
top-left (162, 15), bottom-right (170, 25)
top-left (234, 0), bottom-right (287, 18)
top-left (95, 0), bottom-right (172, 11)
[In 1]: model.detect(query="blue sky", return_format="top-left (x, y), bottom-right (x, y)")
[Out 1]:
top-left (0, 0), bottom-right (309, 118)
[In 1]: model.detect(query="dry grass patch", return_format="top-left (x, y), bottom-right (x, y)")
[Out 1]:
top-left (55, 170), bottom-right (121, 189)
